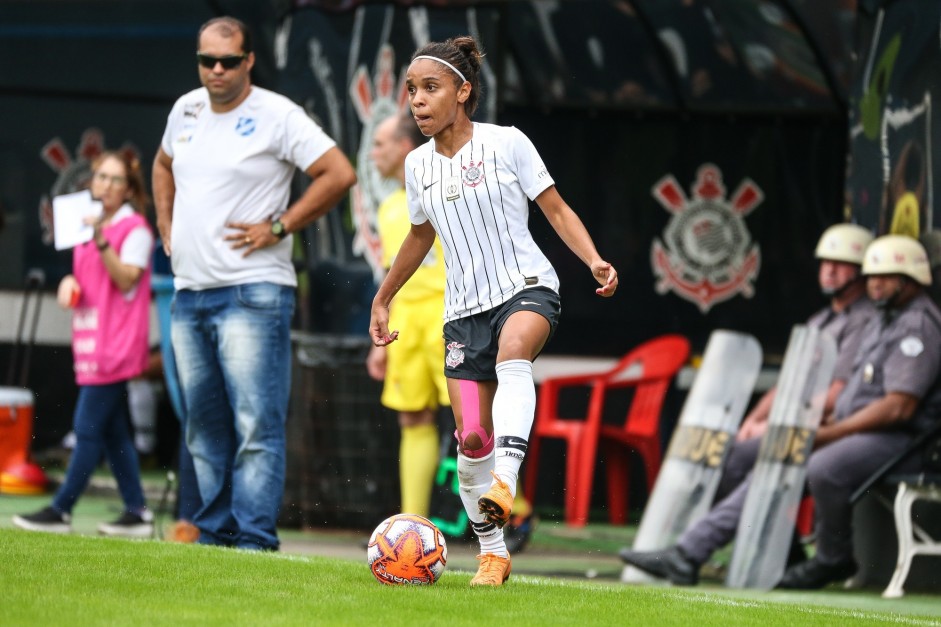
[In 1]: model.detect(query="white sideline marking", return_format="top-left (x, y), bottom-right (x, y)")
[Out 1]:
top-left (447, 575), bottom-right (940, 624)
top-left (668, 591), bottom-right (940, 626)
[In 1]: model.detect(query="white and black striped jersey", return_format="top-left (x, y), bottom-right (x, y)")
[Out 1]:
top-left (404, 122), bottom-right (561, 322)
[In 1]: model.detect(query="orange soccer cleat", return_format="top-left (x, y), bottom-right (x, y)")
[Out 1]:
top-left (469, 553), bottom-right (512, 587)
top-left (477, 471), bottom-right (513, 528)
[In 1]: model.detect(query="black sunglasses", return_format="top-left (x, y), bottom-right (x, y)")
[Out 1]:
top-left (196, 53), bottom-right (247, 70)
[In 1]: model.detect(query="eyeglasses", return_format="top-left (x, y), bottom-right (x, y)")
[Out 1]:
top-left (93, 172), bottom-right (128, 186)
top-left (196, 53), bottom-right (247, 70)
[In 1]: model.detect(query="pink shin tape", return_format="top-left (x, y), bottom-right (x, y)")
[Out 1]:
top-left (456, 379), bottom-right (494, 458)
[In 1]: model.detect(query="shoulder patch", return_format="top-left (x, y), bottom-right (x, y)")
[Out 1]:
top-left (899, 336), bottom-right (924, 357)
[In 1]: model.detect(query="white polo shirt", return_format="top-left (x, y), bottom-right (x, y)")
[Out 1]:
top-left (161, 86), bottom-right (335, 290)
top-left (404, 122), bottom-right (560, 322)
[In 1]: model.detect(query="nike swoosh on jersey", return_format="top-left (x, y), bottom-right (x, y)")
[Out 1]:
top-left (423, 180), bottom-right (439, 190)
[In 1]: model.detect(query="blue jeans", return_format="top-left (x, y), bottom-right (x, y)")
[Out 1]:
top-left (158, 319), bottom-right (201, 521)
top-left (171, 283), bottom-right (294, 550)
top-left (53, 382), bottom-right (146, 515)
top-left (175, 436), bottom-right (201, 521)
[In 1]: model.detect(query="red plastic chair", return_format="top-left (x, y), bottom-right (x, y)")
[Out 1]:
top-left (524, 335), bottom-right (690, 526)
top-left (796, 495), bottom-right (815, 539)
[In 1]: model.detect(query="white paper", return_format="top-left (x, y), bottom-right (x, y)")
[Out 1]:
top-left (53, 190), bottom-right (103, 251)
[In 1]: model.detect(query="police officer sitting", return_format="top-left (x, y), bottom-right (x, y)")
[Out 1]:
top-left (779, 234), bottom-right (941, 588)
top-left (618, 224), bottom-right (876, 586)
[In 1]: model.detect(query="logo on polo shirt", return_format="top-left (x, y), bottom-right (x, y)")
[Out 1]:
top-left (183, 102), bottom-right (205, 119)
top-left (236, 117), bottom-right (256, 137)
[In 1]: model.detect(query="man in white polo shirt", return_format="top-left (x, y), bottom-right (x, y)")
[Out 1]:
top-left (152, 16), bottom-right (355, 550)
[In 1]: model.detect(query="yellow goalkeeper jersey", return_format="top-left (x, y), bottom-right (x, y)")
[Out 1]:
top-left (378, 188), bottom-right (446, 303)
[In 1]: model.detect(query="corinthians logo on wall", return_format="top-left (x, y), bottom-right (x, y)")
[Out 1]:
top-left (37, 129), bottom-right (137, 246)
top-left (650, 164), bottom-right (762, 313)
top-left (349, 44), bottom-right (409, 281)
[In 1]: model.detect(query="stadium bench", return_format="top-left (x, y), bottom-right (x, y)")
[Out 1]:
top-left (850, 422), bottom-right (941, 598)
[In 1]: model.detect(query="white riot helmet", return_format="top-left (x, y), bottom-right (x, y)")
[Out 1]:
top-left (862, 235), bottom-right (932, 286)
top-left (814, 224), bottom-right (873, 265)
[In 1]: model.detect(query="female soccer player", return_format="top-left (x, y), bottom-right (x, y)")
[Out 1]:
top-left (369, 36), bottom-right (617, 587)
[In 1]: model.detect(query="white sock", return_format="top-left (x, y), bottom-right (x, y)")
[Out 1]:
top-left (492, 359), bottom-right (535, 495)
top-left (457, 451), bottom-right (507, 558)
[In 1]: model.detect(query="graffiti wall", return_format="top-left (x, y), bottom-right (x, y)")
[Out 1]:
top-left (847, 1), bottom-right (941, 242)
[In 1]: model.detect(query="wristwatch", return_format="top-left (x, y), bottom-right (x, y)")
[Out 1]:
top-left (271, 218), bottom-right (288, 239)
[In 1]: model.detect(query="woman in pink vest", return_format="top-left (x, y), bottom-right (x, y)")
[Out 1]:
top-left (14, 151), bottom-right (155, 537)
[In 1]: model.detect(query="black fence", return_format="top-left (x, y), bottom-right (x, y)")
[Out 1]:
top-left (281, 333), bottom-right (401, 530)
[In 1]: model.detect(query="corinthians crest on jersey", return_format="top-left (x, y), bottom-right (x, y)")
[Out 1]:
top-left (462, 160), bottom-right (485, 187)
top-left (650, 164), bottom-right (762, 313)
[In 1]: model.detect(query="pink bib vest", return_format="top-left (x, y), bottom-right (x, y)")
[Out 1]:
top-left (71, 211), bottom-right (152, 385)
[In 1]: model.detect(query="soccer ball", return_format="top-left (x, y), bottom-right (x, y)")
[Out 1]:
top-left (366, 514), bottom-right (448, 585)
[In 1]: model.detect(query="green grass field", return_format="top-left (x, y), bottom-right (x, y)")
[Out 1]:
top-left (1, 470), bottom-right (939, 625)
top-left (1, 529), bottom-right (939, 626)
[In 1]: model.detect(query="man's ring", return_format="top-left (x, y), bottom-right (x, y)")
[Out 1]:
top-left (245, 236), bottom-right (251, 245)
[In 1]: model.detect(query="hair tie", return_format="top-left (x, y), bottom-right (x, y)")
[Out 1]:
top-left (412, 55), bottom-right (466, 83)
